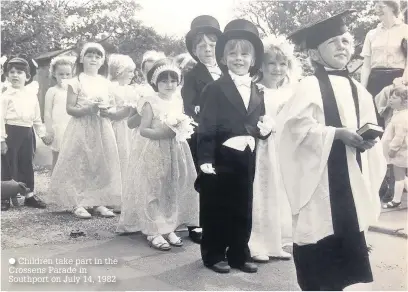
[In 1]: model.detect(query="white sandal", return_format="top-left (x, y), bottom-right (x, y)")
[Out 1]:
top-left (147, 235), bottom-right (171, 251)
top-left (94, 206), bottom-right (115, 218)
top-left (73, 207), bottom-right (92, 219)
top-left (167, 232), bottom-right (183, 247)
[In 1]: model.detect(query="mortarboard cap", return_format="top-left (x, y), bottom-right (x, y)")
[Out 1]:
top-left (288, 9), bottom-right (356, 50)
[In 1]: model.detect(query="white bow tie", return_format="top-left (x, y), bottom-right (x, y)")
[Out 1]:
top-left (232, 76), bottom-right (252, 87)
top-left (206, 65), bottom-right (221, 74)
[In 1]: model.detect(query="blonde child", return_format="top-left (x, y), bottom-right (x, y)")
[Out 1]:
top-left (1, 57), bottom-right (52, 209)
top-left (382, 85), bottom-right (408, 208)
top-left (50, 42), bottom-right (122, 219)
top-left (44, 56), bottom-right (75, 172)
top-left (107, 54), bottom-right (138, 211)
top-left (117, 58), bottom-right (199, 252)
top-left (249, 35), bottom-right (301, 263)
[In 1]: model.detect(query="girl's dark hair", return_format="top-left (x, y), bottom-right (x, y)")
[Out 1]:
top-left (150, 70), bottom-right (180, 92)
top-left (75, 47), bottom-right (108, 77)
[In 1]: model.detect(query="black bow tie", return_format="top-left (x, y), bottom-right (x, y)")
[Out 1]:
top-left (327, 69), bottom-right (350, 78)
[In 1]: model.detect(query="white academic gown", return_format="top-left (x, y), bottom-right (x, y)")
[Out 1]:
top-left (278, 75), bottom-right (387, 245)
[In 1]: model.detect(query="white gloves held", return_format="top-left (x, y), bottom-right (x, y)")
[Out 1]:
top-left (257, 115), bottom-right (275, 136)
top-left (200, 163), bottom-right (216, 175)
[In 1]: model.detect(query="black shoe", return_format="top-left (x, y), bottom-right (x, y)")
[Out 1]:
top-left (188, 228), bottom-right (202, 244)
top-left (230, 262), bottom-right (258, 273)
top-left (25, 195), bottom-right (47, 209)
top-left (1, 199), bottom-right (11, 211)
top-left (206, 261), bottom-right (230, 274)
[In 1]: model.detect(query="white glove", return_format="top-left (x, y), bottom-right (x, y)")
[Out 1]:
top-left (194, 106), bottom-right (200, 115)
top-left (200, 163), bottom-right (216, 174)
top-left (257, 115), bottom-right (275, 136)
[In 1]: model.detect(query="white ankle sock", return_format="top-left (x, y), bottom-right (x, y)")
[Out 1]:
top-left (404, 176), bottom-right (408, 191)
top-left (26, 192), bottom-right (34, 198)
top-left (393, 180), bottom-right (405, 203)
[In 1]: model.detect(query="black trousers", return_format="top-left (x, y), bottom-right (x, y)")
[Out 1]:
top-left (1, 125), bottom-right (34, 192)
top-left (200, 147), bottom-right (255, 267)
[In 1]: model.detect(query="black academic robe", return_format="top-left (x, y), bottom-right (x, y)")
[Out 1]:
top-left (195, 73), bottom-right (269, 267)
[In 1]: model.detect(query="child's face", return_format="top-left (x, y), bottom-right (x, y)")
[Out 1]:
top-left (195, 35), bottom-right (216, 66)
top-left (118, 68), bottom-right (135, 85)
top-left (54, 65), bottom-right (72, 86)
top-left (389, 92), bottom-right (406, 110)
top-left (224, 46), bottom-right (254, 76)
top-left (157, 75), bottom-right (178, 97)
top-left (83, 52), bottom-right (103, 72)
top-left (7, 67), bottom-right (29, 88)
top-left (261, 52), bottom-right (288, 85)
top-left (316, 33), bottom-right (352, 69)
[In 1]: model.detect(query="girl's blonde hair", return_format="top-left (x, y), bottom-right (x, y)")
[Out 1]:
top-left (260, 35), bottom-right (302, 86)
top-left (222, 39), bottom-right (255, 64)
top-left (391, 85), bottom-right (408, 103)
top-left (108, 54), bottom-right (136, 81)
top-left (49, 55), bottom-right (75, 78)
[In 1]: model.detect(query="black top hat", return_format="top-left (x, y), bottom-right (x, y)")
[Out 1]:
top-left (215, 19), bottom-right (264, 76)
top-left (185, 15), bottom-right (222, 62)
top-left (288, 9), bottom-right (356, 50)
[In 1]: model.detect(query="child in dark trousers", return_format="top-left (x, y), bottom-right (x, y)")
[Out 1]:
top-left (1, 57), bottom-right (51, 210)
top-left (195, 19), bottom-right (273, 274)
top-left (182, 15), bottom-right (222, 244)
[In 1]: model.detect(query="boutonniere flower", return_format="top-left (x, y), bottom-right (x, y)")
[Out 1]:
top-left (255, 83), bottom-right (265, 93)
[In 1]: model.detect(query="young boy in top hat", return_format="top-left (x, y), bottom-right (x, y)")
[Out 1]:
top-left (182, 15), bottom-right (223, 244)
top-left (196, 19), bottom-right (273, 274)
top-left (279, 9), bottom-right (387, 290)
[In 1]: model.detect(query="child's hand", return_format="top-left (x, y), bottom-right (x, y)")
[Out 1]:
top-left (361, 139), bottom-right (377, 150)
top-left (41, 135), bottom-right (53, 146)
top-left (100, 108), bottom-right (117, 119)
top-left (1, 141), bottom-right (7, 155)
top-left (200, 163), bottom-right (216, 175)
top-left (258, 115), bottom-right (275, 135)
top-left (335, 128), bottom-right (365, 149)
top-left (389, 149), bottom-right (397, 158)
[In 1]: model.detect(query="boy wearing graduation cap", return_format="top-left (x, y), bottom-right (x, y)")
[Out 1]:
top-left (280, 9), bottom-right (387, 290)
top-left (196, 19), bottom-right (273, 274)
top-left (182, 15), bottom-right (223, 244)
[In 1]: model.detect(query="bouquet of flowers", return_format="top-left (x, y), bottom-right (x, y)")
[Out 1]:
top-left (159, 111), bottom-right (197, 142)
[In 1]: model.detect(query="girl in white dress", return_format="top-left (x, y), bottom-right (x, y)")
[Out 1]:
top-left (44, 56), bottom-right (75, 172)
top-left (117, 58), bottom-right (199, 251)
top-left (50, 43), bottom-right (122, 219)
top-left (249, 35), bottom-right (301, 262)
top-left (107, 54), bottom-right (138, 212)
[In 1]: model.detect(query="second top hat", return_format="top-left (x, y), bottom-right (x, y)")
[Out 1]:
top-left (185, 15), bottom-right (222, 61)
top-left (215, 19), bottom-right (264, 76)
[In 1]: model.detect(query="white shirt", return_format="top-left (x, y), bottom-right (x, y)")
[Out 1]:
top-left (205, 64), bottom-right (222, 81)
top-left (221, 71), bottom-right (255, 152)
top-left (361, 18), bottom-right (408, 69)
top-left (229, 70), bottom-right (251, 109)
top-left (2, 82), bottom-right (46, 141)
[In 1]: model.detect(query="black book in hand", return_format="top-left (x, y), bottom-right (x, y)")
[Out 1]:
top-left (357, 123), bottom-right (384, 140)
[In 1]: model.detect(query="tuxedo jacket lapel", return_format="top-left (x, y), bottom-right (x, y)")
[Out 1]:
top-left (219, 74), bottom-right (248, 117)
top-left (247, 83), bottom-right (262, 116)
top-left (196, 63), bottom-right (213, 83)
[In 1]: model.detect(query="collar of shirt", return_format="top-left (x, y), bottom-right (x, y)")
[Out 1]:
top-left (205, 64), bottom-right (222, 75)
top-left (378, 18), bottom-right (403, 29)
top-left (229, 70), bottom-right (252, 88)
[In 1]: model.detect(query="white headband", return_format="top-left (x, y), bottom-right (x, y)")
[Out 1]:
top-left (151, 63), bottom-right (181, 86)
top-left (79, 43), bottom-right (106, 64)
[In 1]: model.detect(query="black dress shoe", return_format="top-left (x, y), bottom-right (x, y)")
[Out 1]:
top-left (25, 195), bottom-right (47, 209)
top-left (207, 261), bottom-right (230, 273)
top-left (187, 227), bottom-right (202, 244)
top-left (1, 199), bottom-right (11, 211)
top-left (231, 262), bottom-right (258, 273)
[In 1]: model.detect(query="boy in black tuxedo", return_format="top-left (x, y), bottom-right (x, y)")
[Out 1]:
top-left (195, 19), bottom-right (273, 274)
top-left (182, 15), bottom-right (222, 244)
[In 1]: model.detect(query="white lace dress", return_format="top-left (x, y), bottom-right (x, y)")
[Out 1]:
top-left (50, 87), bottom-right (72, 152)
top-left (49, 74), bottom-right (122, 208)
top-left (116, 93), bottom-right (199, 235)
top-left (249, 86), bottom-right (293, 257)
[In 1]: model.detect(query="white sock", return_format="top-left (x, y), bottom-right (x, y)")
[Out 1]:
top-left (26, 192), bottom-right (34, 198)
top-left (404, 176), bottom-right (408, 191)
top-left (393, 180), bottom-right (405, 203)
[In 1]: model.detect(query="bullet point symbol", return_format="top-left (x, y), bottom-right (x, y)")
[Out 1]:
top-left (9, 258), bottom-right (16, 265)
